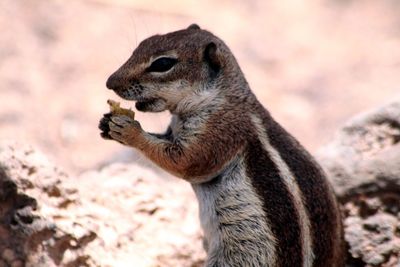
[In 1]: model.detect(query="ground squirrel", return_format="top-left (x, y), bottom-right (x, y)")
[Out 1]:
top-left (99, 24), bottom-right (344, 267)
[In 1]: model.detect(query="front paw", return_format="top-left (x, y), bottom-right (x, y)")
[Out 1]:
top-left (108, 115), bottom-right (143, 146)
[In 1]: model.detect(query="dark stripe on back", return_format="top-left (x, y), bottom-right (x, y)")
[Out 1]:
top-left (265, 117), bottom-right (340, 267)
top-left (244, 138), bottom-right (303, 267)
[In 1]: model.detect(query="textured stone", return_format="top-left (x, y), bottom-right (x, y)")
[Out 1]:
top-left (0, 142), bottom-right (97, 267)
top-left (0, 141), bottom-right (204, 266)
top-left (318, 100), bottom-right (400, 267)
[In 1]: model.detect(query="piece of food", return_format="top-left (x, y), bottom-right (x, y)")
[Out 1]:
top-left (107, 99), bottom-right (135, 119)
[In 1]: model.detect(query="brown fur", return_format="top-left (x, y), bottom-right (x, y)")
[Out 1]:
top-left (99, 24), bottom-right (345, 266)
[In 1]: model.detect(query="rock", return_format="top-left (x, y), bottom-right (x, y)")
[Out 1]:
top-left (77, 163), bottom-right (205, 267)
top-left (0, 141), bottom-right (205, 266)
top-left (0, 141), bottom-right (97, 267)
top-left (318, 100), bottom-right (400, 267)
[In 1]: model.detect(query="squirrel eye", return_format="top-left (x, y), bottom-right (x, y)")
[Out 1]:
top-left (146, 57), bottom-right (177, 72)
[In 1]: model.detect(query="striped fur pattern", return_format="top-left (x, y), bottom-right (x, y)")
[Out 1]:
top-left (100, 24), bottom-right (345, 267)
top-left (250, 114), bottom-right (314, 267)
top-left (192, 157), bottom-right (277, 266)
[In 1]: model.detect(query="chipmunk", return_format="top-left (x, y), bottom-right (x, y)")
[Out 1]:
top-left (99, 24), bottom-right (344, 267)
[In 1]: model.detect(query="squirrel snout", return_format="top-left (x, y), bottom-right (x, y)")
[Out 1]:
top-left (106, 74), bottom-right (125, 91)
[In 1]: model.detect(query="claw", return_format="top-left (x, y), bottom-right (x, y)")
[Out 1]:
top-left (103, 112), bottom-right (112, 118)
top-left (99, 117), bottom-right (111, 132)
top-left (100, 131), bottom-right (112, 140)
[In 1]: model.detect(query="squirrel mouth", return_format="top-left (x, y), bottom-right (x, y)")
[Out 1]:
top-left (135, 98), bottom-right (159, 111)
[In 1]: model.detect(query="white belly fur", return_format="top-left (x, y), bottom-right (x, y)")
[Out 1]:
top-left (191, 157), bottom-right (277, 267)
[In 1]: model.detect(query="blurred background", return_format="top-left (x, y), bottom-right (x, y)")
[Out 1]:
top-left (1, 0), bottom-right (399, 174)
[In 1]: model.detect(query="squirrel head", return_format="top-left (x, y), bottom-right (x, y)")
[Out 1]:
top-left (106, 24), bottom-right (233, 113)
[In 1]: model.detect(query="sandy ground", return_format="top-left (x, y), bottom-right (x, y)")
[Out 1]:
top-left (0, 0), bottom-right (399, 173)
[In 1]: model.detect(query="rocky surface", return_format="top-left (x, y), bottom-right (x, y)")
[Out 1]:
top-left (0, 141), bottom-right (94, 267)
top-left (318, 100), bottom-right (400, 267)
top-left (0, 142), bottom-right (204, 267)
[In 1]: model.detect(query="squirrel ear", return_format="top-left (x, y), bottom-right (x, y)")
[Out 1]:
top-left (204, 42), bottom-right (220, 76)
top-left (187, 24), bottom-right (200, 30)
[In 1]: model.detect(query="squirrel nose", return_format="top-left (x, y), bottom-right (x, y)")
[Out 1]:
top-left (106, 73), bottom-right (123, 91)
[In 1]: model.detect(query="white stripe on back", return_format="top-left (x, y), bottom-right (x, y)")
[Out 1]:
top-left (250, 114), bottom-right (314, 267)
